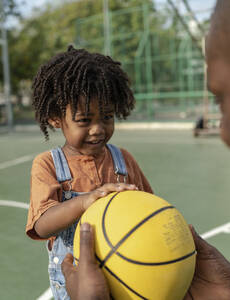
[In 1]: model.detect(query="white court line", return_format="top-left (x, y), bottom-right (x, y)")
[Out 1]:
top-left (36, 288), bottom-right (53, 300)
top-left (201, 222), bottom-right (230, 239)
top-left (0, 200), bottom-right (53, 300)
top-left (0, 200), bottom-right (29, 209)
top-left (1, 200), bottom-right (230, 300)
top-left (0, 154), bottom-right (35, 170)
top-left (115, 122), bottom-right (194, 130)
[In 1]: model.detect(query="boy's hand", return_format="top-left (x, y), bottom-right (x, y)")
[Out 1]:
top-left (81, 183), bottom-right (138, 211)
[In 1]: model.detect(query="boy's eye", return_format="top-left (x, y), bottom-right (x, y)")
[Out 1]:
top-left (103, 115), bottom-right (114, 121)
top-left (76, 118), bottom-right (91, 123)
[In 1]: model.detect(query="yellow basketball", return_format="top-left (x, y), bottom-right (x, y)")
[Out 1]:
top-left (73, 191), bottom-right (196, 300)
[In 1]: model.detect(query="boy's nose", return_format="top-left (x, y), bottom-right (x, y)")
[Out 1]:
top-left (89, 123), bottom-right (105, 135)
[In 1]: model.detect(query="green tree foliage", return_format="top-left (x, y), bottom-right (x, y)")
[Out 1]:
top-left (4, 0), bottom-right (206, 98)
top-left (6, 0), bottom-right (154, 95)
top-left (0, 0), bottom-right (22, 88)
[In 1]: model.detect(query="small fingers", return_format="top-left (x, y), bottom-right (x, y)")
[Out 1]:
top-left (85, 183), bottom-right (138, 209)
top-left (97, 183), bottom-right (138, 195)
top-left (116, 183), bottom-right (138, 191)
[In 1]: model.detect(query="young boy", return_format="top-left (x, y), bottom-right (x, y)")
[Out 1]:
top-left (26, 46), bottom-right (153, 299)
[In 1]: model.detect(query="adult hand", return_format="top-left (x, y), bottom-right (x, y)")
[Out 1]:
top-left (184, 225), bottom-right (230, 300)
top-left (61, 223), bottom-right (110, 300)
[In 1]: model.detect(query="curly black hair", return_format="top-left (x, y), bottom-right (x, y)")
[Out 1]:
top-left (32, 45), bottom-right (135, 139)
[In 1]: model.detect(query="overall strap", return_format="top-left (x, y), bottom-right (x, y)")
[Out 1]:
top-left (107, 144), bottom-right (128, 182)
top-left (50, 147), bottom-right (72, 183)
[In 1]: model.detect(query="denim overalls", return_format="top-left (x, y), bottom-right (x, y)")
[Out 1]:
top-left (47, 144), bottom-right (128, 300)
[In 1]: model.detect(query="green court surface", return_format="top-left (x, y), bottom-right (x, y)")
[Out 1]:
top-left (1, 128), bottom-right (230, 300)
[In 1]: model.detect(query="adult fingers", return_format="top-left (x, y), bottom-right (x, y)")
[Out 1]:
top-left (61, 253), bottom-right (74, 277)
top-left (189, 224), bottom-right (217, 256)
top-left (79, 222), bottom-right (96, 265)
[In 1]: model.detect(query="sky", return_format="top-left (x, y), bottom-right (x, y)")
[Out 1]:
top-left (16, 0), bottom-right (216, 19)
top-left (15, 0), bottom-right (51, 16)
top-left (9, 0), bottom-right (217, 29)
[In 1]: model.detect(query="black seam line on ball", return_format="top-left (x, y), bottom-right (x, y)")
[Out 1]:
top-left (100, 199), bottom-right (175, 268)
top-left (96, 253), bottom-right (103, 264)
top-left (103, 264), bottom-right (149, 300)
top-left (116, 249), bottom-right (196, 265)
top-left (75, 254), bottom-right (148, 299)
top-left (188, 290), bottom-right (195, 300)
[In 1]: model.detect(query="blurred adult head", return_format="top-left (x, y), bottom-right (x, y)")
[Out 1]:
top-left (206, 0), bottom-right (230, 146)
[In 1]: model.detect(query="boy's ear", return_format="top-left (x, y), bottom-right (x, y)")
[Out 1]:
top-left (48, 118), bottom-right (61, 128)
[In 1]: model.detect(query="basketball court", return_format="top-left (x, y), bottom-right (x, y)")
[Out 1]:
top-left (1, 126), bottom-right (230, 299)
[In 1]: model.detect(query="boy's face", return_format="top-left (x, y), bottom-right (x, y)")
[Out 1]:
top-left (58, 97), bottom-right (114, 156)
top-left (206, 29), bottom-right (230, 147)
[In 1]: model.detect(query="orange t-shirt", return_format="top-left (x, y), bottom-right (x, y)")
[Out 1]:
top-left (26, 146), bottom-right (153, 241)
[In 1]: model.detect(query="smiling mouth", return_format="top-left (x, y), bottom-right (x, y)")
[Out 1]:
top-left (85, 139), bottom-right (104, 145)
